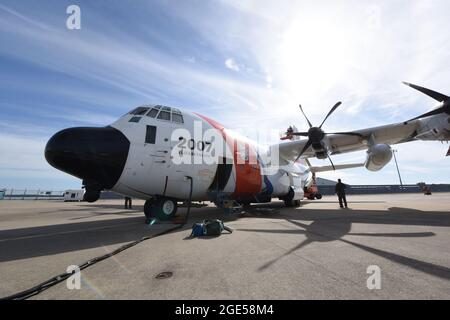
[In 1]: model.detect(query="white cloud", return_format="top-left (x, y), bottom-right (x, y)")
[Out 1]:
top-left (266, 75), bottom-right (273, 89)
top-left (0, 131), bottom-right (80, 189)
top-left (225, 58), bottom-right (240, 71)
top-left (1, 1), bottom-right (449, 187)
top-left (184, 56), bottom-right (196, 64)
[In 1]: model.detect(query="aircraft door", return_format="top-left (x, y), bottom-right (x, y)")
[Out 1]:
top-left (164, 123), bottom-right (193, 199)
top-left (117, 124), bottom-right (163, 196)
top-left (146, 123), bottom-right (172, 196)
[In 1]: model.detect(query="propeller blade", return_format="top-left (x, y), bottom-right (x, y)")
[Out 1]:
top-left (327, 155), bottom-right (336, 171)
top-left (291, 132), bottom-right (309, 137)
top-left (405, 105), bottom-right (448, 123)
top-left (299, 104), bottom-right (313, 128)
top-left (403, 82), bottom-right (449, 102)
top-left (294, 139), bottom-right (313, 162)
top-left (319, 101), bottom-right (342, 128)
top-left (327, 132), bottom-right (364, 137)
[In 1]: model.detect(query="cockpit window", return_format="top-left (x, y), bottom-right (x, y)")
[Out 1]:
top-left (129, 107), bottom-right (150, 115)
top-left (129, 116), bottom-right (142, 123)
top-left (172, 112), bottom-right (184, 124)
top-left (157, 110), bottom-right (171, 121)
top-left (147, 108), bottom-right (159, 118)
top-left (130, 105), bottom-right (184, 124)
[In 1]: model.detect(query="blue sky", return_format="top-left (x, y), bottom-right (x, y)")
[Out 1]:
top-left (0, 0), bottom-right (449, 190)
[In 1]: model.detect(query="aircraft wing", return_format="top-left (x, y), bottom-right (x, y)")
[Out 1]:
top-left (276, 120), bottom-right (421, 163)
top-left (309, 163), bottom-right (365, 173)
top-left (276, 82), bottom-right (450, 164)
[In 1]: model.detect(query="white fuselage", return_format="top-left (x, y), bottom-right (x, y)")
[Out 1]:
top-left (110, 108), bottom-right (310, 202)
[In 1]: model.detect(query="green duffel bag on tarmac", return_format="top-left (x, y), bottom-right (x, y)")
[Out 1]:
top-left (203, 219), bottom-right (233, 236)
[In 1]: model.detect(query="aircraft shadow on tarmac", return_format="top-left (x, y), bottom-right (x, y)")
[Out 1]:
top-left (0, 205), bottom-right (219, 262)
top-left (39, 204), bottom-right (144, 218)
top-left (238, 205), bottom-right (450, 280)
top-left (1, 202), bottom-right (450, 282)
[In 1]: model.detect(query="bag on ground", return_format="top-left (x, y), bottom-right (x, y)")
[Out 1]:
top-left (190, 219), bottom-right (233, 237)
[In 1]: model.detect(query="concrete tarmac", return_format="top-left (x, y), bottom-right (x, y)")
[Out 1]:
top-left (0, 193), bottom-right (449, 299)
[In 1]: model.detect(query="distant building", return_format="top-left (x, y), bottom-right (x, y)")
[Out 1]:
top-left (315, 178), bottom-right (337, 186)
top-left (314, 177), bottom-right (450, 195)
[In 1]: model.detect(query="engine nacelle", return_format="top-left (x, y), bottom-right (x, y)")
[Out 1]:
top-left (267, 168), bottom-right (304, 200)
top-left (415, 115), bottom-right (450, 141)
top-left (365, 144), bottom-right (393, 172)
top-left (416, 128), bottom-right (450, 141)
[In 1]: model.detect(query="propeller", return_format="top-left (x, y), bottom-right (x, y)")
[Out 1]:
top-left (292, 102), bottom-right (363, 168)
top-left (403, 82), bottom-right (450, 123)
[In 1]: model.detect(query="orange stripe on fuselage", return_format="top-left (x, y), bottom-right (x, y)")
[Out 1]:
top-left (195, 113), bottom-right (262, 199)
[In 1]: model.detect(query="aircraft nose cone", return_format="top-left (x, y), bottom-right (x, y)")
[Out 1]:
top-left (45, 127), bottom-right (130, 189)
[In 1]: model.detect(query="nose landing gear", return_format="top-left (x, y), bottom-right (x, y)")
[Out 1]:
top-left (82, 180), bottom-right (102, 203)
top-left (144, 197), bottom-right (178, 223)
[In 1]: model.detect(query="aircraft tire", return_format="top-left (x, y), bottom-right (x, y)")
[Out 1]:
top-left (83, 189), bottom-right (101, 203)
top-left (241, 201), bottom-right (252, 209)
top-left (284, 199), bottom-right (301, 207)
top-left (315, 194), bottom-right (323, 200)
top-left (144, 199), bottom-right (155, 222)
top-left (146, 197), bottom-right (177, 221)
top-left (158, 198), bottom-right (178, 220)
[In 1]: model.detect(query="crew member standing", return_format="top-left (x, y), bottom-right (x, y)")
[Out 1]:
top-left (335, 179), bottom-right (348, 208)
top-left (124, 196), bottom-right (132, 209)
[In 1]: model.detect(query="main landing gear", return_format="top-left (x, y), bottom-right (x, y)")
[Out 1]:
top-left (280, 187), bottom-right (301, 208)
top-left (284, 199), bottom-right (301, 207)
top-left (144, 197), bottom-right (178, 224)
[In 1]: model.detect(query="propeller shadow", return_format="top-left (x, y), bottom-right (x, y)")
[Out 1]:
top-left (238, 205), bottom-right (450, 280)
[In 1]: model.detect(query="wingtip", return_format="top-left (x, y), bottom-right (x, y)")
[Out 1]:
top-left (402, 81), bottom-right (411, 87)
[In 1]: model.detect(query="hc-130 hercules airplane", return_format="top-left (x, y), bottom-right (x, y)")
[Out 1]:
top-left (45, 82), bottom-right (450, 222)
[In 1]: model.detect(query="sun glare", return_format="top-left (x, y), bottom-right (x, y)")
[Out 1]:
top-left (277, 15), bottom-right (359, 112)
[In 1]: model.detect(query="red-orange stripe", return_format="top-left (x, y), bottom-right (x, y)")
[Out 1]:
top-left (195, 113), bottom-right (262, 199)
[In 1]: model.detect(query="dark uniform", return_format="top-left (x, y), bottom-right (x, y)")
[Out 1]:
top-left (124, 197), bottom-right (132, 209)
top-left (335, 180), bottom-right (348, 208)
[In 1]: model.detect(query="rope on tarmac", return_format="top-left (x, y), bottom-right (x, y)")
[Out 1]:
top-left (1, 224), bottom-right (182, 300)
top-left (2, 177), bottom-right (195, 300)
